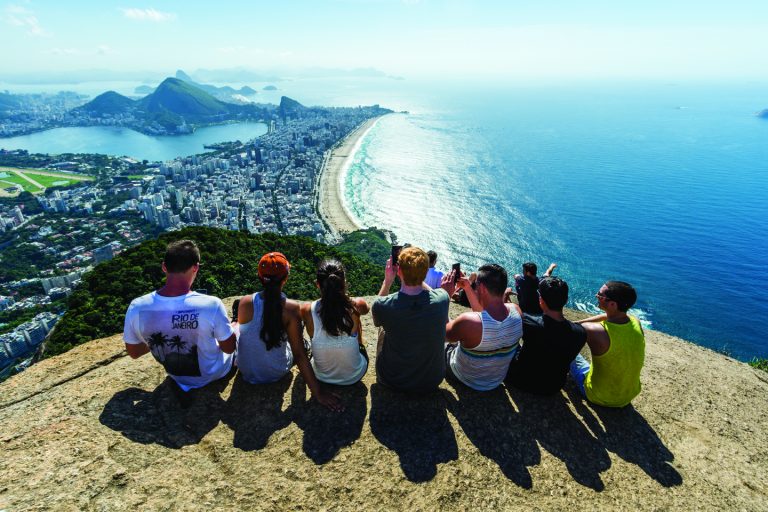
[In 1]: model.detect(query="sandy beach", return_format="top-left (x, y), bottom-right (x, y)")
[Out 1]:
top-left (316, 116), bottom-right (384, 238)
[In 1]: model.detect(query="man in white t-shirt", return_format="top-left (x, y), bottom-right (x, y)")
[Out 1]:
top-left (123, 240), bottom-right (236, 392)
top-left (424, 250), bottom-right (444, 289)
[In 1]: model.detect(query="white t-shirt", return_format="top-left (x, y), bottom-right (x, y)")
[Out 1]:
top-left (123, 291), bottom-right (235, 391)
top-left (424, 267), bottom-right (444, 289)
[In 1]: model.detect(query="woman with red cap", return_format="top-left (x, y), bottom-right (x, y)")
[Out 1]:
top-left (236, 252), bottom-right (342, 411)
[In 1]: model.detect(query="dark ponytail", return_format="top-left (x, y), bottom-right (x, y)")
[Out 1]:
top-left (317, 259), bottom-right (355, 337)
top-left (260, 278), bottom-right (286, 350)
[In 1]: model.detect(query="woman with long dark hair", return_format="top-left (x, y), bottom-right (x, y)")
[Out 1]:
top-left (237, 252), bottom-right (341, 411)
top-left (299, 259), bottom-right (370, 385)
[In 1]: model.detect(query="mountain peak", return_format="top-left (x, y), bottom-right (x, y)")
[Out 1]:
top-left (175, 69), bottom-right (194, 82)
top-left (279, 96), bottom-right (306, 119)
top-left (138, 78), bottom-right (229, 117)
top-left (76, 91), bottom-right (134, 115)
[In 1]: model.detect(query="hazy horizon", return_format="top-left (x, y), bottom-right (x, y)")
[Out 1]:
top-left (2, 1), bottom-right (768, 82)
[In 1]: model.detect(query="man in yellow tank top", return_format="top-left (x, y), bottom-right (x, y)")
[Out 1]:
top-left (569, 281), bottom-right (645, 407)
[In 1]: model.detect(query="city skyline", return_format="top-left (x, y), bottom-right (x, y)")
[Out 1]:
top-left (2, 1), bottom-right (768, 81)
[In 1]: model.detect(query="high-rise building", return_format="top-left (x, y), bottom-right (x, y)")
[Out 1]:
top-left (12, 207), bottom-right (24, 224)
top-left (93, 244), bottom-right (115, 264)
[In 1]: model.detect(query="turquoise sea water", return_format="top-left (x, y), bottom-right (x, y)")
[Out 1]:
top-left (337, 81), bottom-right (768, 360)
top-left (0, 123), bottom-right (267, 161)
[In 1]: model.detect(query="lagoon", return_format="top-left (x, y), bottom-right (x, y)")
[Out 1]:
top-left (0, 122), bottom-right (268, 162)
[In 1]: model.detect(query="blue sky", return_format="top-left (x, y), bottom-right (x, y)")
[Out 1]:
top-left (2, 0), bottom-right (767, 80)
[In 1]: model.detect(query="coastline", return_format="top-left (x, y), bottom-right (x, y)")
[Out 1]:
top-left (316, 115), bottom-right (384, 239)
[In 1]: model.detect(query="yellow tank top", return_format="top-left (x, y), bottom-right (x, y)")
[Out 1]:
top-left (585, 316), bottom-right (645, 407)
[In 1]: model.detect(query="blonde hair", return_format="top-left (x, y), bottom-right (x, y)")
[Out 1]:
top-left (398, 247), bottom-right (429, 286)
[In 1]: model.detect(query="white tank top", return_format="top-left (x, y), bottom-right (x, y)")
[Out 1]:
top-left (236, 292), bottom-right (293, 384)
top-left (309, 300), bottom-right (367, 385)
top-left (450, 306), bottom-right (522, 391)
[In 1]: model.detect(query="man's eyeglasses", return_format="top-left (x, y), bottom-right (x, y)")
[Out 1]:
top-left (596, 292), bottom-right (615, 302)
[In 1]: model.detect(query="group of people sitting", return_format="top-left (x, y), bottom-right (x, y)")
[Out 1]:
top-left (123, 240), bottom-right (645, 413)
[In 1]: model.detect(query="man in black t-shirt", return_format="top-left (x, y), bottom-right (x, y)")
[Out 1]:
top-left (513, 262), bottom-right (557, 315)
top-left (506, 276), bottom-right (586, 395)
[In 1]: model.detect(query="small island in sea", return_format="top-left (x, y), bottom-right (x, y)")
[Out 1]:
top-left (263, 85), bottom-right (278, 91)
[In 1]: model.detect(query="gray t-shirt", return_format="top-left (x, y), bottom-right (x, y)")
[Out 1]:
top-left (373, 288), bottom-right (449, 392)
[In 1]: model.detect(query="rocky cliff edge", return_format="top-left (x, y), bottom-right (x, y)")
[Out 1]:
top-left (1, 298), bottom-right (767, 511)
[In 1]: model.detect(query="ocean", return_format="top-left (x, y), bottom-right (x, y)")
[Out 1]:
top-left (333, 80), bottom-right (768, 360)
top-left (4, 77), bottom-right (767, 359)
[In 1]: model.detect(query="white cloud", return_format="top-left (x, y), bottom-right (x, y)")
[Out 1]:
top-left (2, 4), bottom-right (49, 36)
top-left (120, 7), bottom-right (176, 22)
top-left (96, 44), bottom-right (113, 55)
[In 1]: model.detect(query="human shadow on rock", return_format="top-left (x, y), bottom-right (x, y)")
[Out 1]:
top-left (506, 385), bottom-right (611, 490)
top-left (290, 374), bottom-right (368, 464)
top-left (221, 372), bottom-right (293, 452)
top-left (99, 375), bottom-right (229, 448)
top-left (567, 387), bottom-right (683, 487)
top-left (369, 383), bottom-right (458, 483)
top-left (443, 381), bottom-right (540, 488)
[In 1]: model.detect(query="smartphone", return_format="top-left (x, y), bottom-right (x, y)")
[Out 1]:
top-left (391, 245), bottom-right (403, 265)
top-left (452, 263), bottom-right (461, 283)
top-left (231, 299), bottom-right (240, 322)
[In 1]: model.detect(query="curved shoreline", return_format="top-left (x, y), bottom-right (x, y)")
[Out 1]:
top-left (316, 115), bottom-right (384, 239)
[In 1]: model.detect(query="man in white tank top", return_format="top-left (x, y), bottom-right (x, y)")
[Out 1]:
top-left (445, 264), bottom-right (523, 391)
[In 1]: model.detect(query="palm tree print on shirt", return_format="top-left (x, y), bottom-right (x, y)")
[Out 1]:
top-left (147, 332), bottom-right (169, 361)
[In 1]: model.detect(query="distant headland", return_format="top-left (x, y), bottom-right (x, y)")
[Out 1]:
top-left (2, 77), bottom-right (274, 137)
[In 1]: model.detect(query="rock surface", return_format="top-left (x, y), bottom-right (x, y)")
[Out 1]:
top-left (1, 297), bottom-right (767, 511)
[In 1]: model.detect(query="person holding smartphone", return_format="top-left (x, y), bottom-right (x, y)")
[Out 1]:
top-left (445, 264), bottom-right (523, 391)
top-left (372, 246), bottom-right (457, 393)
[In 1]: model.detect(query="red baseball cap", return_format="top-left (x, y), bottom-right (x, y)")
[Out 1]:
top-left (258, 252), bottom-right (290, 283)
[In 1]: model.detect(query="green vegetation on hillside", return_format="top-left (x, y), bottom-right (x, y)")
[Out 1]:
top-left (138, 78), bottom-right (230, 117)
top-left (335, 227), bottom-right (393, 265)
top-left (0, 214), bottom-right (158, 282)
top-left (749, 358), bottom-right (768, 373)
top-left (44, 227), bottom-right (385, 357)
top-left (0, 191), bottom-right (43, 215)
top-left (76, 91), bottom-right (135, 115)
top-left (74, 77), bottom-right (273, 132)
